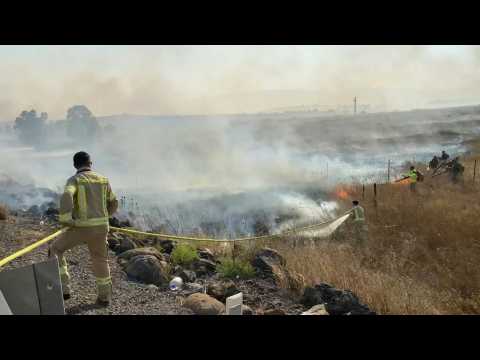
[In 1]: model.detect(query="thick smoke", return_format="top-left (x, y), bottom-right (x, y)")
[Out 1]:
top-left (1, 103), bottom-right (479, 236)
top-left (1, 46), bottom-right (480, 236)
top-left (0, 46), bottom-right (480, 120)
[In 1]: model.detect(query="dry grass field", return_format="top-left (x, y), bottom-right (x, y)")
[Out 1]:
top-left (270, 153), bottom-right (480, 314)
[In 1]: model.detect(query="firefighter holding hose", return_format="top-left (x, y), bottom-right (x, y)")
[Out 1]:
top-left (350, 200), bottom-right (368, 244)
top-left (49, 152), bottom-right (118, 306)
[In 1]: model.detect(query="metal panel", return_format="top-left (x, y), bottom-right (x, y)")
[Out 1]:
top-left (0, 290), bottom-right (13, 315)
top-left (226, 292), bottom-right (243, 315)
top-left (0, 265), bottom-right (41, 315)
top-left (33, 258), bottom-right (65, 315)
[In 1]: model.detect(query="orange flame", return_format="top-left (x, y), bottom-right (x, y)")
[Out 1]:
top-left (393, 178), bottom-right (411, 186)
top-left (335, 187), bottom-right (350, 200)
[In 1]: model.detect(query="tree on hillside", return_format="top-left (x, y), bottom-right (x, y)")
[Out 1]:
top-left (14, 109), bottom-right (48, 147)
top-left (66, 105), bottom-right (100, 142)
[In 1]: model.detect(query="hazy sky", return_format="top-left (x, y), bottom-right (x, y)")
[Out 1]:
top-left (0, 45), bottom-right (479, 121)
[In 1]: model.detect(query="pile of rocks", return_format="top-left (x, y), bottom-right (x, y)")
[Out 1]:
top-left (107, 231), bottom-right (376, 316)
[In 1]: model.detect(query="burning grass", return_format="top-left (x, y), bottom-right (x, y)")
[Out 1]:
top-left (270, 171), bottom-right (480, 314)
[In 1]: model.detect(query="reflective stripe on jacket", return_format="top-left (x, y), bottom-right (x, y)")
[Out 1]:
top-left (407, 170), bottom-right (417, 183)
top-left (352, 206), bottom-right (365, 222)
top-left (59, 169), bottom-right (118, 227)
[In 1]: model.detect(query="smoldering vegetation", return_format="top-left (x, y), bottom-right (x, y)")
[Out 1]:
top-left (1, 104), bottom-right (479, 237)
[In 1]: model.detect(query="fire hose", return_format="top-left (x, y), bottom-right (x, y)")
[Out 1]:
top-left (0, 210), bottom-right (353, 269)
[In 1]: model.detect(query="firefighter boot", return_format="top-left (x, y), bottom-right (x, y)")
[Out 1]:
top-left (96, 277), bottom-right (112, 307)
top-left (58, 257), bottom-right (71, 300)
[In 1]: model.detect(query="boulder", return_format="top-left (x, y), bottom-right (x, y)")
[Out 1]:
top-left (44, 207), bottom-right (59, 217)
top-left (123, 255), bottom-right (170, 286)
top-left (183, 293), bottom-right (225, 315)
top-left (242, 305), bottom-right (254, 315)
top-left (27, 205), bottom-right (41, 217)
top-left (301, 283), bottom-right (375, 315)
top-left (109, 217), bottom-right (122, 228)
top-left (207, 280), bottom-right (238, 302)
top-left (251, 247), bottom-right (304, 294)
top-left (181, 282), bottom-right (205, 296)
top-left (109, 217), bottom-right (132, 228)
top-left (118, 247), bottom-right (165, 262)
top-left (251, 248), bottom-right (287, 282)
top-left (197, 248), bottom-right (216, 262)
top-left (301, 304), bottom-right (329, 315)
top-left (157, 239), bottom-right (176, 254)
top-left (114, 235), bottom-right (137, 254)
top-left (107, 233), bottom-right (121, 250)
top-left (252, 248), bottom-right (286, 271)
top-left (176, 269), bottom-right (197, 283)
top-left (264, 308), bottom-right (286, 315)
top-left (191, 258), bottom-right (217, 276)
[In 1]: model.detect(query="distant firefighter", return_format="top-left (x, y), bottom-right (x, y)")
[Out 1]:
top-left (429, 156), bottom-right (439, 170)
top-left (449, 157), bottom-right (465, 184)
top-left (350, 200), bottom-right (368, 244)
top-left (441, 150), bottom-right (450, 161)
top-left (399, 166), bottom-right (419, 192)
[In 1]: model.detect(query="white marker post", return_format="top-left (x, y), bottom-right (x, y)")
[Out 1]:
top-left (226, 292), bottom-right (243, 315)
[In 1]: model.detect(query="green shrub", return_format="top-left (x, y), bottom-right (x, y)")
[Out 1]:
top-left (217, 258), bottom-right (256, 279)
top-left (171, 243), bottom-right (198, 266)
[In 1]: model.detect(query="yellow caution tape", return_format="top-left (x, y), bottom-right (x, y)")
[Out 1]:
top-left (0, 210), bottom-right (353, 268)
top-left (110, 210), bottom-right (352, 243)
top-left (0, 227), bottom-right (69, 268)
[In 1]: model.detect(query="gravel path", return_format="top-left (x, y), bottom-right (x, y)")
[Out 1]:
top-left (0, 216), bottom-right (193, 315)
top-left (1, 215), bottom-right (308, 315)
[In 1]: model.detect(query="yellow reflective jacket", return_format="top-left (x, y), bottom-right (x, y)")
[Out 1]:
top-left (59, 168), bottom-right (118, 228)
top-left (352, 205), bottom-right (366, 223)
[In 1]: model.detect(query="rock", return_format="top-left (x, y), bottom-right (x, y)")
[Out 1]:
top-left (251, 247), bottom-right (303, 294)
top-left (124, 255), bottom-right (170, 286)
top-left (197, 248), bottom-right (216, 262)
top-left (207, 280), bottom-right (238, 302)
top-left (109, 217), bottom-right (132, 228)
top-left (162, 253), bottom-right (171, 263)
top-left (176, 269), bottom-right (197, 283)
top-left (181, 282), bottom-right (205, 296)
top-left (117, 257), bottom-right (129, 268)
top-left (44, 207), bottom-right (59, 217)
top-left (301, 283), bottom-right (375, 315)
top-left (114, 235), bottom-right (137, 254)
top-left (121, 219), bottom-right (131, 227)
top-left (27, 205), bottom-right (41, 217)
top-left (157, 239), bottom-right (176, 254)
top-left (301, 304), bottom-right (329, 315)
top-left (109, 217), bottom-right (122, 227)
top-left (191, 258), bottom-right (217, 276)
top-left (183, 293), bottom-right (225, 315)
top-left (251, 248), bottom-right (287, 281)
top-left (107, 233), bottom-right (121, 250)
top-left (252, 247), bottom-right (286, 269)
top-left (242, 305), bottom-right (254, 315)
top-left (264, 308), bottom-right (286, 315)
top-left (118, 247), bottom-right (165, 262)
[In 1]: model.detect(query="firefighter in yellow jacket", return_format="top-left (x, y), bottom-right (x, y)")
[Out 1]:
top-left (350, 200), bottom-right (368, 244)
top-left (49, 151), bottom-right (118, 306)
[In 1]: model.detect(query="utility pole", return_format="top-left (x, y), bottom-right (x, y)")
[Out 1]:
top-left (387, 159), bottom-right (391, 183)
top-left (353, 97), bottom-right (357, 115)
